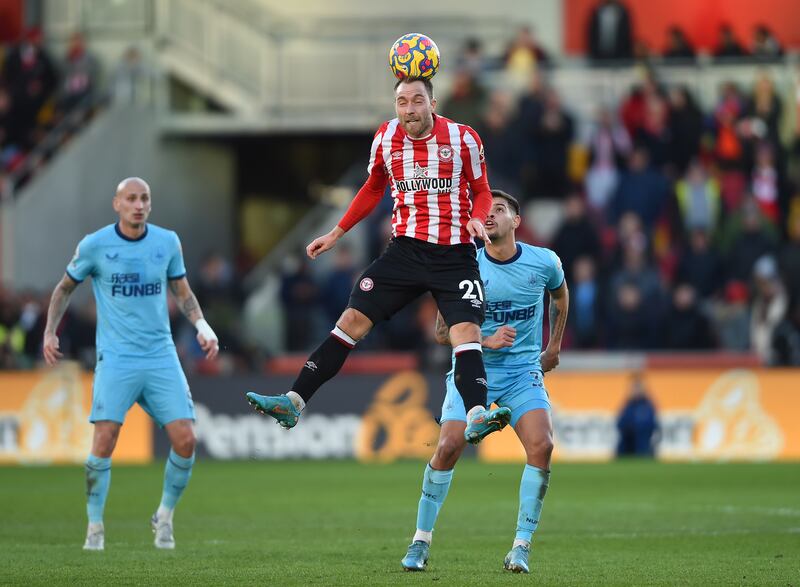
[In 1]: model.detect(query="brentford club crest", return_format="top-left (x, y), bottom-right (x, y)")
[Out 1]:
top-left (437, 145), bottom-right (453, 162)
top-left (359, 278), bottom-right (374, 292)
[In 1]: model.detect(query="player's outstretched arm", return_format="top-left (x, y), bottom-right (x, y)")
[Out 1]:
top-left (541, 281), bottom-right (569, 372)
top-left (43, 274), bottom-right (80, 366)
top-left (168, 277), bottom-right (219, 360)
top-left (307, 226), bottom-right (345, 260)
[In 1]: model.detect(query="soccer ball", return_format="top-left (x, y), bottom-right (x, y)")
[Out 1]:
top-left (389, 33), bottom-right (440, 80)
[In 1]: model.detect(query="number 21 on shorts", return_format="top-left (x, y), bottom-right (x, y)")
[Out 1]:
top-left (459, 279), bottom-right (484, 301)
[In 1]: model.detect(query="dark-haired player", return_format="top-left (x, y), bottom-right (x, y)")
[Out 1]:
top-left (400, 191), bottom-right (569, 574)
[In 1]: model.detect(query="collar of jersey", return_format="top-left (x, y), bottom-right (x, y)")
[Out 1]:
top-left (115, 222), bottom-right (149, 242)
top-left (403, 114), bottom-right (439, 142)
top-left (483, 243), bottom-right (522, 265)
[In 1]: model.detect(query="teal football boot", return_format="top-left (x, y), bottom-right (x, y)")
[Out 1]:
top-left (246, 392), bottom-right (300, 429)
top-left (401, 540), bottom-right (430, 571)
top-left (464, 406), bottom-right (512, 444)
top-left (503, 544), bottom-right (530, 573)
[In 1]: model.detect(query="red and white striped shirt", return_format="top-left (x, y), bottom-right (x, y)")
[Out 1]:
top-left (338, 114), bottom-right (492, 246)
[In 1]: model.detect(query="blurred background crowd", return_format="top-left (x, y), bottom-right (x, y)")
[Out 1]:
top-left (2, 0), bottom-right (800, 372)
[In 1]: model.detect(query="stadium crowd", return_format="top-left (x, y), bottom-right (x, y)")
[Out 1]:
top-left (0, 28), bottom-right (101, 188)
top-left (279, 19), bottom-right (800, 366)
top-left (2, 12), bottom-right (800, 370)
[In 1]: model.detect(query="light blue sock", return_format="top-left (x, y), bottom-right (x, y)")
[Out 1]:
top-left (160, 449), bottom-right (195, 511)
top-left (85, 454), bottom-right (112, 524)
top-left (416, 464), bottom-right (454, 533)
top-left (516, 465), bottom-right (550, 543)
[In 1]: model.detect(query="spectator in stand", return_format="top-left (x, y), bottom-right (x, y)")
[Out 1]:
top-left (710, 281), bottom-right (751, 352)
top-left (477, 90), bottom-right (524, 195)
top-left (666, 86), bottom-right (704, 174)
top-left (529, 87), bottom-right (574, 198)
top-left (714, 24), bottom-right (748, 61)
top-left (279, 255), bottom-right (319, 352)
top-left (750, 142), bottom-right (785, 223)
top-left (675, 228), bottom-right (725, 299)
top-left (571, 255), bottom-right (601, 348)
top-left (607, 281), bottom-right (655, 349)
top-left (609, 146), bottom-right (670, 231)
top-left (0, 85), bottom-right (24, 170)
top-left (585, 106), bottom-right (631, 213)
top-left (502, 26), bottom-right (550, 77)
top-left (636, 90), bottom-right (671, 168)
top-left (741, 73), bottom-right (783, 165)
top-left (588, 0), bottom-right (633, 63)
top-left (721, 197), bottom-right (779, 282)
top-left (0, 289), bottom-right (25, 369)
top-left (673, 160), bottom-right (722, 236)
top-left (1, 27), bottom-right (57, 149)
top-left (616, 372), bottom-right (658, 457)
top-left (663, 26), bottom-right (695, 61)
top-left (713, 81), bottom-right (746, 172)
top-left (112, 45), bottom-right (152, 105)
top-left (551, 192), bottom-right (601, 285)
top-left (664, 283), bottom-right (714, 349)
top-left (609, 228), bottom-right (664, 307)
top-left (321, 243), bottom-right (358, 326)
top-left (778, 201), bottom-right (800, 307)
top-left (752, 24), bottom-right (783, 61)
top-left (750, 255), bottom-right (788, 364)
top-left (194, 252), bottom-right (249, 369)
top-left (440, 68), bottom-right (487, 132)
top-left (620, 73), bottom-right (664, 138)
top-left (57, 32), bottom-right (98, 114)
top-left (772, 303), bottom-right (800, 366)
top-left (516, 72), bottom-right (545, 191)
top-left (456, 37), bottom-right (489, 76)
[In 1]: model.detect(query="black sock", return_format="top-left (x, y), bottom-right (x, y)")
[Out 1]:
top-left (291, 333), bottom-right (354, 403)
top-left (453, 347), bottom-right (487, 411)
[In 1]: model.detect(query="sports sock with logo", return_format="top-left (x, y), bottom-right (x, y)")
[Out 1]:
top-left (413, 463), bottom-right (454, 543)
top-left (158, 449), bottom-right (195, 520)
top-left (453, 344), bottom-right (487, 411)
top-left (515, 464), bottom-right (550, 544)
top-left (291, 327), bottom-right (356, 403)
top-left (85, 454), bottom-right (112, 524)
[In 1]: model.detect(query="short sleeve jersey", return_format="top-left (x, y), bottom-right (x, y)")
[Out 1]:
top-left (476, 242), bottom-right (565, 370)
top-left (66, 223), bottom-right (186, 366)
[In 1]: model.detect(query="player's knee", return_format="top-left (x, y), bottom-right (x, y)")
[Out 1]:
top-left (92, 425), bottom-right (120, 457)
top-left (172, 431), bottom-right (196, 457)
top-left (434, 434), bottom-right (465, 468)
top-left (336, 308), bottom-right (372, 340)
top-left (525, 435), bottom-right (554, 464)
top-left (448, 321), bottom-right (481, 345)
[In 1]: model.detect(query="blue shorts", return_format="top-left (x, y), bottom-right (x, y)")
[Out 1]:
top-left (440, 366), bottom-right (550, 427)
top-left (90, 357), bottom-right (194, 427)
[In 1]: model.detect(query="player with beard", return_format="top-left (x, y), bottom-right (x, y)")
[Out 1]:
top-left (247, 77), bottom-right (511, 444)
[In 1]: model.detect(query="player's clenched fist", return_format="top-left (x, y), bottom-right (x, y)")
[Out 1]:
top-left (540, 348), bottom-right (560, 372)
top-left (483, 325), bottom-right (516, 350)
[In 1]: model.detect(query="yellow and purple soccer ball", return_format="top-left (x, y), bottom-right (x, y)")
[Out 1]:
top-left (389, 33), bottom-right (440, 80)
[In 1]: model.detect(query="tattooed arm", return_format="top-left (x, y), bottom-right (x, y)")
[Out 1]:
top-left (42, 274), bottom-right (80, 365)
top-left (168, 277), bottom-right (219, 359)
top-left (541, 280), bottom-right (569, 372)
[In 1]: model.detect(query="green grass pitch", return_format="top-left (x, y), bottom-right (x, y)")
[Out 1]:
top-left (1, 460), bottom-right (798, 585)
